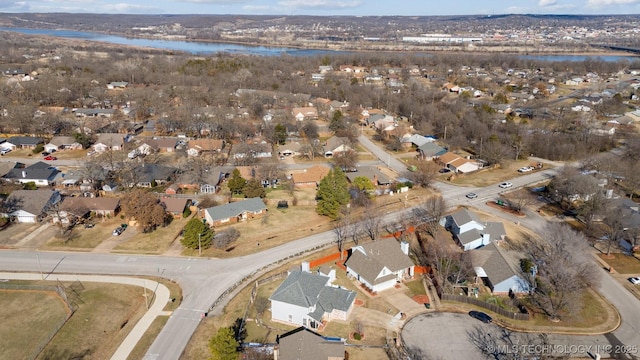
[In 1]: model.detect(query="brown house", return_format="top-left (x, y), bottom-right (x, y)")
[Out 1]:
top-left (160, 197), bottom-right (189, 218)
top-left (291, 165), bottom-right (331, 188)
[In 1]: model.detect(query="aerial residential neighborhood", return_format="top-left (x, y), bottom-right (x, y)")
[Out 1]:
top-left (1, 9), bottom-right (640, 360)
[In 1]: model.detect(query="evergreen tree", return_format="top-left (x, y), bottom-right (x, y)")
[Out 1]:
top-left (209, 327), bottom-right (239, 360)
top-left (181, 217), bottom-right (213, 250)
top-left (315, 167), bottom-right (349, 219)
top-left (274, 124), bottom-right (287, 145)
top-left (242, 178), bottom-right (266, 198)
top-left (228, 168), bottom-right (246, 195)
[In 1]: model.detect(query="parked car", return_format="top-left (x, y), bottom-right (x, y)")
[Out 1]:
top-left (439, 168), bottom-right (451, 173)
top-left (498, 182), bottom-right (513, 189)
top-left (466, 193), bottom-right (478, 199)
top-left (469, 310), bottom-right (492, 323)
top-left (112, 224), bottom-right (128, 236)
top-left (44, 155), bottom-right (57, 161)
top-left (518, 166), bottom-right (534, 173)
top-left (42, 151), bottom-right (50, 156)
top-left (629, 277), bottom-right (640, 285)
top-left (0, 148), bottom-right (11, 155)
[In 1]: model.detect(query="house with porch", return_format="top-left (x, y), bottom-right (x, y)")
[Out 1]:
top-left (291, 107), bottom-right (319, 121)
top-left (6, 136), bottom-right (44, 150)
top-left (344, 238), bottom-right (415, 293)
top-left (441, 208), bottom-right (506, 251)
top-left (270, 267), bottom-right (356, 330)
top-left (203, 197), bottom-right (267, 227)
top-left (56, 197), bottom-right (120, 223)
top-left (92, 133), bottom-right (127, 153)
top-left (187, 138), bottom-right (225, 157)
top-left (322, 136), bottom-right (352, 157)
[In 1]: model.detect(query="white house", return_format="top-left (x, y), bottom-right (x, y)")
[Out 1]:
top-left (470, 243), bottom-right (530, 294)
top-left (270, 267), bottom-right (356, 330)
top-left (441, 208), bottom-right (506, 251)
top-left (344, 238), bottom-right (415, 293)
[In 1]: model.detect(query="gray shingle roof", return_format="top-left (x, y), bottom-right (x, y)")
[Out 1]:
top-left (278, 327), bottom-right (345, 360)
top-left (417, 142), bottom-right (447, 157)
top-left (344, 238), bottom-right (414, 286)
top-left (470, 243), bottom-right (524, 286)
top-left (204, 197), bottom-right (266, 223)
top-left (7, 136), bottom-right (43, 146)
top-left (4, 162), bottom-right (59, 182)
top-left (450, 208), bottom-right (481, 228)
top-left (6, 189), bottom-right (59, 215)
top-left (270, 271), bottom-right (329, 307)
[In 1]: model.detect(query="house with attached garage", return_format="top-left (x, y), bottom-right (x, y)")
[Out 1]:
top-left (2, 161), bottom-right (60, 186)
top-left (470, 242), bottom-right (530, 294)
top-left (270, 266), bottom-right (356, 330)
top-left (55, 197), bottom-right (120, 223)
top-left (187, 138), bottom-right (225, 157)
top-left (203, 197), bottom-right (267, 227)
top-left (291, 165), bottom-right (331, 189)
top-left (344, 238), bottom-right (415, 293)
top-left (92, 133), bottom-right (128, 153)
top-left (275, 326), bottom-right (346, 360)
top-left (44, 136), bottom-right (83, 152)
top-left (322, 136), bottom-right (352, 157)
top-left (441, 208), bottom-right (506, 251)
top-left (4, 189), bottom-right (61, 223)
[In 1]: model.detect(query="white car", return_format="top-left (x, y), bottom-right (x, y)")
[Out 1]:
top-left (0, 148), bottom-right (11, 155)
top-left (518, 166), bottom-right (534, 173)
top-left (629, 277), bottom-right (640, 285)
top-left (499, 182), bottom-right (513, 189)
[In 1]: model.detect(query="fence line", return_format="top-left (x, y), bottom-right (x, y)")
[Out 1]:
top-left (1, 283), bottom-right (76, 360)
top-left (441, 293), bottom-right (530, 321)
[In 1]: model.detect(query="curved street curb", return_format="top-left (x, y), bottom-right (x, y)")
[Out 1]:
top-left (0, 272), bottom-right (171, 360)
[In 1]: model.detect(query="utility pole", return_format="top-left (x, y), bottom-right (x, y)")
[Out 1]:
top-left (36, 252), bottom-right (44, 280)
top-left (198, 232), bottom-right (202, 256)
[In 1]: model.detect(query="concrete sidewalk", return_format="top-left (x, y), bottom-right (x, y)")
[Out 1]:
top-left (0, 272), bottom-right (171, 360)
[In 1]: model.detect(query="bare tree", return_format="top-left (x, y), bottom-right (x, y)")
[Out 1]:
top-left (413, 195), bottom-right (446, 237)
top-left (332, 216), bottom-right (349, 259)
top-left (424, 236), bottom-right (472, 295)
top-left (361, 207), bottom-right (383, 241)
top-left (467, 325), bottom-right (563, 360)
top-left (405, 161), bottom-right (439, 188)
top-left (525, 223), bottom-right (601, 321)
top-left (600, 206), bottom-right (626, 256)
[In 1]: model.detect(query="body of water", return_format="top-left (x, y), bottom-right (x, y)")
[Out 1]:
top-left (2, 27), bottom-right (639, 62)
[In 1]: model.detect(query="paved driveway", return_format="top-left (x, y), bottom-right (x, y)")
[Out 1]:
top-left (403, 313), bottom-right (618, 360)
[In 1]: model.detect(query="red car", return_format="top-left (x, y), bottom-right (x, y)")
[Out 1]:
top-left (44, 155), bottom-right (57, 161)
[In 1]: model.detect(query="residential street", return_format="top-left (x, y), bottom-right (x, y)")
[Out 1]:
top-left (0, 140), bottom-right (638, 360)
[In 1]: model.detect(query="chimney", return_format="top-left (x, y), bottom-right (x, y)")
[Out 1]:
top-left (301, 261), bottom-right (310, 273)
top-left (400, 241), bottom-right (409, 255)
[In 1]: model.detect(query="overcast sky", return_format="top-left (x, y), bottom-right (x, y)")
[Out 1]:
top-left (2, 0), bottom-right (639, 15)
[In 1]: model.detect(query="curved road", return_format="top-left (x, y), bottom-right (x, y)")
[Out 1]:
top-left (0, 140), bottom-right (638, 359)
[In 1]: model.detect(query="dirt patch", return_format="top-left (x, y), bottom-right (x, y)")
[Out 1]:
top-left (412, 295), bottom-right (430, 305)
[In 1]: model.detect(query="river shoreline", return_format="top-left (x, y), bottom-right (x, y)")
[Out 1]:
top-left (2, 27), bottom-right (638, 60)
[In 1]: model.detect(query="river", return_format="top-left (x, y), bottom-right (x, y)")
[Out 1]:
top-left (1, 27), bottom-right (639, 62)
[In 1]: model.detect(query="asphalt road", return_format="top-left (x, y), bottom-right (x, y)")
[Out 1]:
top-left (0, 139), bottom-right (638, 359)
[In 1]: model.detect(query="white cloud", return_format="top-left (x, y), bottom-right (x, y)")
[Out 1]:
top-left (587, 0), bottom-right (640, 5)
top-left (100, 2), bottom-right (162, 13)
top-left (243, 5), bottom-right (271, 11)
top-left (539, 0), bottom-right (557, 6)
top-left (277, 0), bottom-right (363, 10)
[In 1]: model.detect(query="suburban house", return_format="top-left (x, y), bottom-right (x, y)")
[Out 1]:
top-left (437, 152), bottom-right (482, 174)
top-left (230, 142), bottom-right (272, 160)
top-left (270, 266), bottom-right (356, 330)
top-left (470, 243), bottom-right (530, 294)
top-left (275, 327), bottom-right (346, 360)
top-left (4, 189), bottom-right (61, 223)
top-left (56, 197), bottom-right (121, 223)
top-left (417, 142), bottom-right (447, 160)
top-left (2, 161), bottom-right (60, 186)
top-left (129, 163), bottom-right (177, 188)
top-left (322, 136), bottom-right (352, 157)
top-left (278, 142), bottom-right (303, 157)
top-left (344, 238), bottom-right (415, 293)
top-left (203, 197), bottom-right (267, 227)
top-left (291, 165), bottom-right (330, 188)
top-left (187, 138), bottom-right (225, 157)
top-left (92, 133), bottom-right (127, 153)
top-left (441, 208), bottom-right (506, 251)
top-left (149, 138), bottom-right (179, 153)
top-left (160, 197), bottom-right (189, 218)
top-left (6, 136), bottom-right (44, 150)
top-left (291, 107), bottom-right (319, 121)
top-left (400, 134), bottom-right (434, 149)
top-left (345, 166), bottom-right (391, 186)
top-left (44, 136), bottom-right (83, 152)
top-left (74, 108), bottom-right (116, 118)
